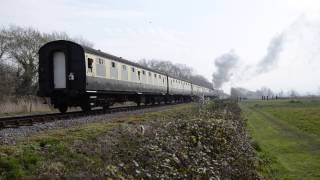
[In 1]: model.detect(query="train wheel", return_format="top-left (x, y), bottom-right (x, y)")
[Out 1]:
top-left (81, 104), bottom-right (91, 112)
top-left (145, 100), bottom-right (150, 105)
top-left (103, 105), bottom-right (110, 110)
top-left (58, 104), bottom-right (68, 113)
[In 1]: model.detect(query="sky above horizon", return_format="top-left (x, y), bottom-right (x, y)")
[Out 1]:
top-left (1, 0), bottom-right (320, 94)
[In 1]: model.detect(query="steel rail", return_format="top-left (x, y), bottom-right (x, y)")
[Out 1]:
top-left (0, 102), bottom-right (185, 129)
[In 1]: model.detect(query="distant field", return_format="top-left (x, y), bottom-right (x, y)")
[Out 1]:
top-left (241, 99), bottom-right (320, 179)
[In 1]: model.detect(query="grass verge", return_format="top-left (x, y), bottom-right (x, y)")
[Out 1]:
top-left (0, 101), bottom-right (257, 179)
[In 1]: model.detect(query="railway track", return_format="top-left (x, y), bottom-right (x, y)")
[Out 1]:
top-left (0, 102), bottom-right (185, 129)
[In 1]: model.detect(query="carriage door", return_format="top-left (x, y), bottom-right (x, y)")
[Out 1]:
top-left (53, 52), bottom-right (66, 89)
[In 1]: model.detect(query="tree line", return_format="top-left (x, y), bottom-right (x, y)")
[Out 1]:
top-left (230, 87), bottom-right (302, 99)
top-left (0, 25), bottom-right (213, 101)
top-left (139, 59), bottom-right (213, 89)
top-left (0, 25), bottom-right (93, 100)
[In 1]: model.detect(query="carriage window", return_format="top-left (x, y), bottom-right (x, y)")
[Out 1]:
top-left (154, 74), bottom-right (157, 78)
top-left (142, 70), bottom-right (145, 75)
top-left (132, 67), bottom-right (135, 72)
top-left (149, 72), bottom-right (151, 76)
top-left (122, 65), bottom-right (126, 70)
top-left (111, 62), bottom-right (116, 68)
top-left (159, 75), bottom-right (161, 79)
top-left (137, 71), bottom-right (141, 80)
top-left (163, 79), bottom-right (164, 83)
top-left (98, 59), bottom-right (104, 64)
top-left (88, 58), bottom-right (93, 72)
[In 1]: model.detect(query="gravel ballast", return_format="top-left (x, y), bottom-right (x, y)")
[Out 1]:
top-left (0, 104), bottom-right (181, 145)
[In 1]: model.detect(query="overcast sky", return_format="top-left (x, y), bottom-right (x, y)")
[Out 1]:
top-left (1, 0), bottom-right (320, 94)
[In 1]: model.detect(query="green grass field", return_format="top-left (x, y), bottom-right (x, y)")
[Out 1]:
top-left (241, 99), bottom-right (320, 179)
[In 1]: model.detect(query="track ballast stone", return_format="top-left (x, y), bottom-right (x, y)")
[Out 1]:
top-left (0, 105), bottom-right (179, 145)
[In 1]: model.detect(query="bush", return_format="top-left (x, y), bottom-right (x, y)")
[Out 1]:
top-left (68, 101), bottom-right (258, 179)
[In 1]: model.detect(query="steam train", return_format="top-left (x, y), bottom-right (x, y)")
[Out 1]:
top-left (38, 40), bottom-right (215, 113)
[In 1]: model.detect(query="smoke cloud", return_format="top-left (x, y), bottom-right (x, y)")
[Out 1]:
top-left (213, 15), bottom-right (320, 93)
top-left (255, 33), bottom-right (285, 74)
top-left (212, 51), bottom-right (239, 88)
top-left (212, 33), bottom-right (286, 89)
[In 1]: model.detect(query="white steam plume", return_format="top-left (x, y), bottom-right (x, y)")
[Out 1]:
top-left (212, 51), bottom-right (239, 88)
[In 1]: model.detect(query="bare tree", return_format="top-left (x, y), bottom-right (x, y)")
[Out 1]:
top-left (139, 59), bottom-right (194, 79)
top-left (256, 87), bottom-right (274, 97)
top-left (43, 31), bottom-right (94, 47)
top-left (139, 59), bottom-right (212, 88)
top-left (0, 28), bottom-right (10, 61)
top-left (289, 89), bottom-right (299, 98)
top-left (5, 26), bottom-right (46, 95)
top-left (0, 64), bottom-right (18, 100)
top-left (0, 28), bottom-right (16, 99)
top-left (189, 74), bottom-right (212, 88)
top-left (278, 90), bottom-right (284, 98)
top-left (0, 25), bottom-right (94, 97)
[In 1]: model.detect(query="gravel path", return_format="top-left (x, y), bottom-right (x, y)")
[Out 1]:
top-left (0, 104), bottom-right (183, 145)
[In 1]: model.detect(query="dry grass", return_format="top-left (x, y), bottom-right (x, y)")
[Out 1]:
top-left (0, 96), bottom-right (53, 115)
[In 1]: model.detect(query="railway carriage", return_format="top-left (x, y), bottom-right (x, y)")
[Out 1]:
top-left (168, 76), bottom-right (192, 96)
top-left (38, 40), bottom-right (214, 113)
